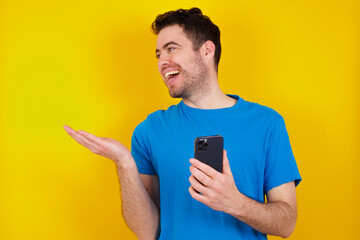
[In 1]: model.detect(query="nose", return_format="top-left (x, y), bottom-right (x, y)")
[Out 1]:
top-left (157, 53), bottom-right (170, 69)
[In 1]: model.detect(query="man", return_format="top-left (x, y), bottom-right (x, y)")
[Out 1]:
top-left (64, 8), bottom-right (301, 240)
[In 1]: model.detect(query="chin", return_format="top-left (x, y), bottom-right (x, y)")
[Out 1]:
top-left (168, 88), bottom-right (184, 99)
top-left (169, 92), bottom-right (182, 99)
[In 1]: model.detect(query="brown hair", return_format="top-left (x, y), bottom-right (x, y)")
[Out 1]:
top-left (152, 8), bottom-right (221, 71)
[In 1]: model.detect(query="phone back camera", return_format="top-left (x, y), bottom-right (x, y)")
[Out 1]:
top-left (198, 140), bottom-right (203, 145)
top-left (198, 147), bottom-right (203, 151)
top-left (203, 143), bottom-right (208, 147)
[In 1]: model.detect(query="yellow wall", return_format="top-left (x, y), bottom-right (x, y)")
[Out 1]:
top-left (1, 1), bottom-right (359, 239)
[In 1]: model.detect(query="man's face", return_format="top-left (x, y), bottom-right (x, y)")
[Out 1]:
top-left (155, 25), bottom-right (208, 99)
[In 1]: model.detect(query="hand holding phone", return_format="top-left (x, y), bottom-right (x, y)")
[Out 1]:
top-left (194, 135), bottom-right (224, 173)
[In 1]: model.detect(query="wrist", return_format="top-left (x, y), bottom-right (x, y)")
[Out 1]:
top-left (228, 191), bottom-right (250, 218)
top-left (115, 154), bottom-right (137, 171)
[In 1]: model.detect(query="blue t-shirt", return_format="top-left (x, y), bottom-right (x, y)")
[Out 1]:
top-left (131, 95), bottom-right (301, 240)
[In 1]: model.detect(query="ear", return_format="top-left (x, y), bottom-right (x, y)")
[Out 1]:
top-left (200, 40), bottom-right (216, 62)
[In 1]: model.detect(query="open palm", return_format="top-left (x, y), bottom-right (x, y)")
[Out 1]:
top-left (63, 125), bottom-right (132, 166)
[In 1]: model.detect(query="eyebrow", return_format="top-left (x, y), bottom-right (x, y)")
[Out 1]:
top-left (155, 41), bottom-right (181, 54)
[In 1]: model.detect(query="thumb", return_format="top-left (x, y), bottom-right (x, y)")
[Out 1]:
top-left (222, 150), bottom-right (232, 176)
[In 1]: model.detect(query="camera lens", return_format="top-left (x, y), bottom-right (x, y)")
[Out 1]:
top-left (198, 140), bottom-right (203, 145)
top-left (204, 143), bottom-right (208, 147)
top-left (198, 147), bottom-right (203, 151)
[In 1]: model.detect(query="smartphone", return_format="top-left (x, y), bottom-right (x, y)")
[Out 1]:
top-left (194, 135), bottom-right (224, 173)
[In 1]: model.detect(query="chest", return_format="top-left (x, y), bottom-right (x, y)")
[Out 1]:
top-left (147, 118), bottom-right (268, 200)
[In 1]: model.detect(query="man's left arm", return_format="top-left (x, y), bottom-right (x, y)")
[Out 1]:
top-left (189, 150), bottom-right (297, 238)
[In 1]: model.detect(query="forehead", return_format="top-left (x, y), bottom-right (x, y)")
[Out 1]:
top-left (156, 25), bottom-right (192, 49)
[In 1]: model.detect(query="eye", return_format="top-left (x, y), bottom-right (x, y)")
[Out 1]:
top-left (167, 47), bottom-right (175, 53)
top-left (156, 53), bottom-right (160, 59)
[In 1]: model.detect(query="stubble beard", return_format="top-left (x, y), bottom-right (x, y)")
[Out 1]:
top-left (168, 53), bottom-right (209, 100)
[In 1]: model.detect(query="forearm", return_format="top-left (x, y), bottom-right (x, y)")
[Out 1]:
top-left (230, 193), bottom-right (296, 238)
top-left (117, 161), bottom-right (159, 240)
top-left (63, 126), bottom-right (159, 238)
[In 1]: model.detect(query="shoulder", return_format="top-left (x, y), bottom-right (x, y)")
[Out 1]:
top-left (133, 103), bottom-right (180, 133)
top-left (145, 103), bottom-right (180, 122)
top-left (241, 98), bottom-right (284, 123)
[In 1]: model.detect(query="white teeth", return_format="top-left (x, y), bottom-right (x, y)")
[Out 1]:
top-left (164, 70), bottom-right (180, 79)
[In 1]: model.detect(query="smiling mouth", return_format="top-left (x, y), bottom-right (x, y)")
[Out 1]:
top-left (164, 70), bottom-right (180, 80)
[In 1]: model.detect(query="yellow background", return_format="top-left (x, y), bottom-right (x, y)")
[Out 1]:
top-left (1, 0), bottom-right (359, 239)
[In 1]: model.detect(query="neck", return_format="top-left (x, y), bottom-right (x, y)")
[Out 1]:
top-left (182, 77), bottom-right (237, 109)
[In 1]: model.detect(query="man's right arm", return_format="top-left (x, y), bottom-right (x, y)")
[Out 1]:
top-left (63, 125), bottom-right (160, 239)
top-left (117, 159), bottom-right (160, 240)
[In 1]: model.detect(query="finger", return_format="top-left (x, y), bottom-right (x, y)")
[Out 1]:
top-left (77, 130), bottom-right (104, 146)
top-left (64, 125), bottom-right (84, 141)
top-left (64, 126), bottom-right (98, 151)
top-left (77, 130), bottom-right (109, 154)
top-left (222, 150), bottom-right (233, 176)
top-left (75, 132), bottom-right (99, 149)
top-left (189, 185), bottom-right (208, 204)
top-left (64, 125), bottom-right (77, 135)
top-left (69, 132), bottom-right (99, 152)
top-left (66, 127), bottom-right (99, 148)
top-left (189, 175), bottom-right (208, 194)
top-left (189, 158), bottom-right (219, 179)
top-left (189, 165), bottom-right (213, 187)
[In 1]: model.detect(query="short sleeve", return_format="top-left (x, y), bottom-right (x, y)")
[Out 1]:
top-left (131, 120), bottom-right (157, 175)
top-left (264, 116), bottom-right (301, 193)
